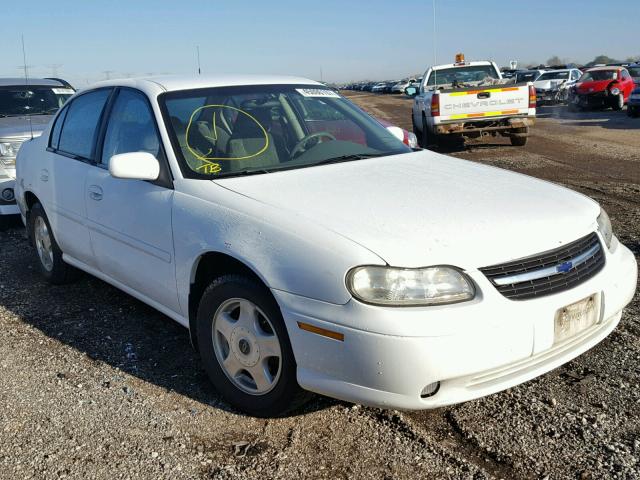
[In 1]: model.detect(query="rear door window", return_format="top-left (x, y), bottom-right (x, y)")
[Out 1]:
top-left (58, 89), bottom-right (111, 160)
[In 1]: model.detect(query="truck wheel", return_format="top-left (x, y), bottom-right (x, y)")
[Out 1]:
top-left (611, 94), bottom-right (624, 111)
top-left (196, 274), bottom-right (310, 417)
top-left (412, 117), bottom-right (423, 148)
top-left (626, 106), bottom-right (638, 118)
top-left (421, 116), bottom-right (436, 148)
top-left (510, 127), bottom-right (529, 147)
top-left (28, 203), bottom-right (79, 284)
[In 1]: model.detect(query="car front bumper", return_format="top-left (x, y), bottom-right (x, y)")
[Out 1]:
top-left (274, 235), bottom-right (637, 410)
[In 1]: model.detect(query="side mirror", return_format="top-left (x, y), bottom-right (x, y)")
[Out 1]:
top-left (405, 87), bottom-right (418, 97)
top-left (109, 152), bottom-right (160, 181)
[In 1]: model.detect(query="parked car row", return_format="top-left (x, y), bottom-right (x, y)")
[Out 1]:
top-left (506, 64), bottom-right (640, 110)
top-left (343, 78), bottom-right (419, 94)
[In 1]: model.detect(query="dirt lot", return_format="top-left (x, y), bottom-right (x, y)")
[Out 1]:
top-left (0, 92), bottom-right (638, 480)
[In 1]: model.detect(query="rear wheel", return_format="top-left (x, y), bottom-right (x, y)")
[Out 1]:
top-left (196, 274), bottom-right (309, 417)
top-left (412, 117), bottom-right (423, 148)
top-left (421, 115), bottom-right (434, 148)
top-left (510, 127), bottom-right (529, 147)
top-left (28, 203), bottom-right (78, 284)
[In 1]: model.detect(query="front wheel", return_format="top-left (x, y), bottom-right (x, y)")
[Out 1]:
top-left (611, 93), bottom-right (624, 111)
top-left (196, 274), bottom-right (309, 417)
top-left (28, 203), bottom-right (78, 284)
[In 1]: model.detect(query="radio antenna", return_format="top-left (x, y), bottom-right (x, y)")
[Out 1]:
top-left (21, 34), bottom-right (34, 139)
top-left (196, 46), bottom-right (201, 75)
top-left (432, 0), bottom-right (437, 87)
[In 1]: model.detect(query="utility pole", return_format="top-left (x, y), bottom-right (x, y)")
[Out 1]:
top-left (47, 64), bottom-right (63, 77)
top-left (16, 65), bottom-right (34, 78)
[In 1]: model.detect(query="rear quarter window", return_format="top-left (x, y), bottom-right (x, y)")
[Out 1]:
top-left (49, 106), bottom-right (69, 150)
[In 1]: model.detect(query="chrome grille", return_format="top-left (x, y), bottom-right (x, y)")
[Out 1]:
top-left (480, 232), bottom-right (604, 300)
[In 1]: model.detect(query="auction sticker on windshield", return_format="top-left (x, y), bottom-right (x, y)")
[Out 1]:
top-left (554, 294), bottom-right (598, 344)
top-left (52, 88), bottom-right (75, 95)
top-left (296, 88), bottom-right (340, 98)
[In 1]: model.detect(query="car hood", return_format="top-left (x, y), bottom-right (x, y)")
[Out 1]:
top-left (215, 151), bottom-right (599, 269)
top-left (534, 80), bottom-right (566, 91)
top-left (575, 80), bottom-right (611, 94)
top-left (0, 115), bottom-right (51, 138)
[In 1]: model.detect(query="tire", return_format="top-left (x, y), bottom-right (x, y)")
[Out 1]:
top-left (421, 115), bottom-right (432, 148)
top-left (196, 274), bottom-right (309, 417)
top-left (28, 203), bottom-right (78, 284)
top-left (611, 94), bottom-right (624, 111)
top-left (510, 127), bottom-right (529, 147)
top-left (568, 102), bottom-right (581, 112)
top-left (412, 116), bottom-right (423, 148)
top-left (0, 215), bottom-right (8, 232)
top-left (627, 106), bottom-right (638, 118)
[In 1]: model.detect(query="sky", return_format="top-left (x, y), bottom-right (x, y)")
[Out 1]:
top-left (1, 0), bottom-right (639, 86)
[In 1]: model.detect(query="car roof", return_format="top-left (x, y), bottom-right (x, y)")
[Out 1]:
top-left (88, 74), bottom-right (322, 96)
top-left (0, 77), bottom-right (66, 87)
top-left (586, 66), bottom-right (623, 71)
top-left (538, 69), bottom-right (572, 74)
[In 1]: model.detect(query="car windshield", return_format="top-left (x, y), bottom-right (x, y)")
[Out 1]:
top-left (161, 84), bottom-right (411, 179)
top-left (0, 85), bottom-right (74, 117)
top-left (515, 71), bottom-right (541, 82)
top-left (579, 70), bottom-right (617, 82)
top-left (536, 71), bottom-right (570, 81)
top-left (427, 65), bottom-right (499, 88)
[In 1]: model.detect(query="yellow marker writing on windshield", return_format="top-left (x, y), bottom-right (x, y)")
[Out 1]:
top-left (185, 105), bottom-right (269, 164)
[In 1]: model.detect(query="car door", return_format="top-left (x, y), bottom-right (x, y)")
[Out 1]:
top-left (46, 88), bottom-right (113, 267)
top-left (85, 87), bottom-right (180, 313)
top-left (620, 70), bottom-right (634, 99)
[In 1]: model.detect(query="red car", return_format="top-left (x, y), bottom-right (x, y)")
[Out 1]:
top-left (569, 66), bottom-right (635, 111)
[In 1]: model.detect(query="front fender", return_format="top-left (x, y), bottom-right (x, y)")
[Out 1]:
top-left (172, 179), bottom-right (386, 314)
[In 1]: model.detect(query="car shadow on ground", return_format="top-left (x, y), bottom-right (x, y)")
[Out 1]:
top-left (537, 105), bottom-right (640, 130)
top-left (0, 224), bottom-right (334, 418)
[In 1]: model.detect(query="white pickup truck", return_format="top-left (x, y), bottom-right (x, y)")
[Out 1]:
top-left (407, 59), bottom-right (536, 147)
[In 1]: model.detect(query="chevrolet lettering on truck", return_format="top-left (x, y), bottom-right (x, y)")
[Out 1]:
top-left (407, 54), bottom-right (536, 147)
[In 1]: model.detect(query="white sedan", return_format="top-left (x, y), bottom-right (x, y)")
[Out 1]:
top-left (15, 75), bottom-right (637, 417)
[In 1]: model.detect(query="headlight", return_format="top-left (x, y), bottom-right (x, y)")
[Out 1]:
top-left (346, 265), bottom-right (475, 306)
top-left (0, 139), bottom-right (25, 167)
top-left (610, 87), bottom-right (620, 96)
top-left (597, 208), bottom-right (613, 250)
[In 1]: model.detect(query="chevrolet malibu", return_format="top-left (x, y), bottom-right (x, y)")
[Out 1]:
top-left (15, 75), bottom-right (637, 417)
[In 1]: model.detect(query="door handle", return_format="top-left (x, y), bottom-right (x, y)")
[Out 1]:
top-left (40, 169), bottom-right (49, 182)
top-left (477, 92), bottom-right (491, 99)
top-left (88, 185), bottom-right (103, 201)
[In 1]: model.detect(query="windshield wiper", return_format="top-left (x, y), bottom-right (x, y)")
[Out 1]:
top-left (210, 153), bottom-right (388, 179)
top-left (311, 152), bottom-right (386, 167)
top-left (211, 168), bottom-right (272, 179)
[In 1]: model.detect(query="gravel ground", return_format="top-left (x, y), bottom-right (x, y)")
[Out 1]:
top-left (0, 92), bottom-right (638, 479)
